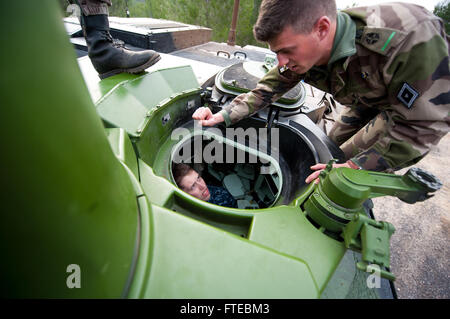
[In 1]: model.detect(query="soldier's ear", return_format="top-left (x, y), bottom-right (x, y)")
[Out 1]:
top-left (314, 16), bottom-right (331, 40)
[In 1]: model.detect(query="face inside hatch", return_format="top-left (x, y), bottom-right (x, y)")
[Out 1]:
top-left (173, 163), bottom-right (211, 201)
top-left (170, 130), bottom-right (284, 209)
top-left (173, 163), bottom-right (239, 208)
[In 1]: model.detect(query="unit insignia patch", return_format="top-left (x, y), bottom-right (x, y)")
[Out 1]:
top-left (397, 82), bottom-right (420, 109)
top-left (365, 32), bottom-right (380, 45)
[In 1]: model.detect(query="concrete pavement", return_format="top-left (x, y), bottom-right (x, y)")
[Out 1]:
top-left (372, 133), bottom-right (450, 299)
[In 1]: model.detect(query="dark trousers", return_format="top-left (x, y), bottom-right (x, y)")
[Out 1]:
top-left (79, 0), bottom-right (112, 16)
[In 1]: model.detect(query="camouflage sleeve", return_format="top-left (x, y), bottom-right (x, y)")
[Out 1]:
top-left (219, 66), bottom-right (303, 126)
top-left (350, 18), bottom-right (450, 171)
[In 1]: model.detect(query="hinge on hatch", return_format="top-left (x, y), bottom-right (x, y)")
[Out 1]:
top-left (342, 213), bottom-right (396, 281)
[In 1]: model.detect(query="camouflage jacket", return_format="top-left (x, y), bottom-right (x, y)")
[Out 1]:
top-left (220, 3), bottom-right (450, 171)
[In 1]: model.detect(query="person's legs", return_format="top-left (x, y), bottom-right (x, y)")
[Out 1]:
top-left (78, 0), bottom-right (160, 79)
top-left (79, 0), bottom-right (111, 16)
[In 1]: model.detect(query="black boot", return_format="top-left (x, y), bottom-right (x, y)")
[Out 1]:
top-left (82, 14), bottom-right (160, 79)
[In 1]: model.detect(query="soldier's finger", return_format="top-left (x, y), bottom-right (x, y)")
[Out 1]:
top-left (310, 163), bottom-right (327, 170)
top-left (200, 119), bottom-right (215, 127)
top-left (192, 107), bottom-right (210, 120)
top-left (305, 170), bottom-right (321, 183)
top-left (192, 110), bottom-right (203, 119)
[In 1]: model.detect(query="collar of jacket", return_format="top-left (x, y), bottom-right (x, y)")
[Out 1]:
top-left (327, 11), bottom-right (357, 70)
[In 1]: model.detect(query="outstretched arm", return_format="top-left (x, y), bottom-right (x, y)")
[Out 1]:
top-left (192, 66), bottom-right (302, 126)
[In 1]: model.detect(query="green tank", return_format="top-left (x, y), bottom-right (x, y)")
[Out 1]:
top-left (0, 1), bottom-right (441, 299)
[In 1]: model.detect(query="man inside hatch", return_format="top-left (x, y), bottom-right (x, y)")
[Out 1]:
top-left (173, 163), bottom-right (238, 208)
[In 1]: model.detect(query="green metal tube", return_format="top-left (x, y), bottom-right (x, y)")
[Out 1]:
top-left (0, 1), bottom-right (139, 298)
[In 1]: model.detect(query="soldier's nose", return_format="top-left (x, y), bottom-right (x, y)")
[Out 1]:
top-left (277, 54), bottom-right (288, 67)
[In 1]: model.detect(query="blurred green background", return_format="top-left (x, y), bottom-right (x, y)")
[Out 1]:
top-left (59, 0), bottom-right (264, 47)
top-left (58, 0), bottom-right (449, 48)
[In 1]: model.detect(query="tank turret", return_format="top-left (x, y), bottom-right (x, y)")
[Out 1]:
top-left (0, 0), bottom-right (442, 299)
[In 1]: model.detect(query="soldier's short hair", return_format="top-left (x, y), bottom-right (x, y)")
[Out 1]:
top-left (253, 0), bottom-right (337, 42)
top-left (172, 163), bottom-right (193, 189)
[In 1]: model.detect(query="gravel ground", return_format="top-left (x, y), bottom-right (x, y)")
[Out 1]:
top-left (371, 134), bottom-right (450, 299)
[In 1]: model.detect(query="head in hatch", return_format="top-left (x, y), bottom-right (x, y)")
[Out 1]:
top-left (173, 163), bottom-right (211, 201)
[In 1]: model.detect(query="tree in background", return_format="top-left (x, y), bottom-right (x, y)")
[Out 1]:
top-left (105, 0), bottom-right (265, 47)
top-left (147, 0), bottom-right (264, 47)
top-left (56, 0), bottom-right (265, 47)
top-left (56, 0), bottom-right (450, 45)
top-left (434, 0), bottom-right (450, 34)
top-left (58, 0), bottom-right (72, 15)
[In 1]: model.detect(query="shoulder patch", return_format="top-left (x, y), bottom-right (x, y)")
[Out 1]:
top-left (397, 82), bottom-right (420, 109)
top-left (356, 26), bottom-right (407, 55)
top-left (365, 32), bottom-right (380, 45)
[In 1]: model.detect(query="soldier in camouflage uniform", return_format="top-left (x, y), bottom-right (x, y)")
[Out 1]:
top-left (193, 0), bottom-right (449, 181)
